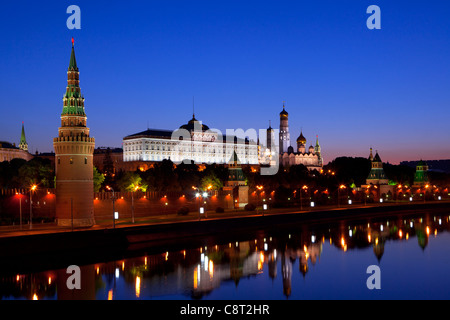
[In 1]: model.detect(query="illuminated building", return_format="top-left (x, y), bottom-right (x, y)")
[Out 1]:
top-left (53, 39), bottom-right (95, 227)
top-left (260, 104), bottom-right (323, 170)
top-left (0, 123), bottom-right (33, 162)
top-left (123, 114), bottom-right (259, 165)
top-left (361, 149), bottom-right (394, 198)
top-left (413, 160), bottom-right (429, 187)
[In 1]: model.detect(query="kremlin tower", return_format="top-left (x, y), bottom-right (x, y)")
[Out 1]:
top-left (53, 39), bottom-right (95, 227)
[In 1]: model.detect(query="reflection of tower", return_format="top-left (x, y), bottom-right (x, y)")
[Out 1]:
top-left (53, 39), bottom-right (96, 227)
top-left (416, 228), bottom-right (428, 250)
top-left (19, 122), bottom-right (28, 151)
top-left (373, 240), bottom-right (385, 262)
top-left (281, 252), bottom-right (292, 298)
top-left (56, 265), bottom-right (96, 300)
top-left (279, 103), bottom-right (290, 154)
top-left (268, 251), bottom-right (277, 281)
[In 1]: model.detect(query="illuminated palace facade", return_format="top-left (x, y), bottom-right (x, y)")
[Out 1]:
top-left (123, 104), bottom-right (323, 170)
top-left (123, 114), bottom-right (259, 165)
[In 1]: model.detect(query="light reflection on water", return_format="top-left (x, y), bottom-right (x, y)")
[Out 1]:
top-left (2, 212), bottom-right (450, 300)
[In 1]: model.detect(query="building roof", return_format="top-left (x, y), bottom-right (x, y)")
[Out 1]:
top-left (296, 131), bottom-right (306, 144)
top-left (20, 122), bottom-right (27, 145)
top-left (69, 41), bottom-right (78, 71)
top-left (373, 152), bottom-right (382, 162)
top-left (280, 105), bottom-right (288, 118)
top-left (179, 115), bottom-right (210, 132)
top-left (124, 129), bottom-right (174, 140)
top-left (0, 141), bottom-right (18, 149)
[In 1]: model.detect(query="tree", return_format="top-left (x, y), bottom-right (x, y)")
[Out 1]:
top-left (200, 171), bottom-right (223, 191)
top-left (15, 158), bottom-right (54, 189)
top-left (117, 171), bottom-right (148, 192)
top-left (93, 166), bottom-right (105, 192)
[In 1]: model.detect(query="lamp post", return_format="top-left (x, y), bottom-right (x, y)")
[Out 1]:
top-left (16, 192), bottom-right (22, 230)
top-left (29, 185), bottom-right (37, 229)
top-left (193, 186), bottom-right (209, 218)
top-left (301, 185), bottom-right (308, 211)
top-left (424, 184), bottom-right (429, 203)
top-left (106, 186), bottom-right (116, 229)
top-left (338, 185), bottom-right (346, 208)
top-left (131, 185), bottom-right (139, 224)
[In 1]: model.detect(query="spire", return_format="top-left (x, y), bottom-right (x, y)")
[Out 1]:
top-left (19, 121), bottom-right (28, 151)
top-left (69, 38), bottom-right (78, 71)
top-left (280, 101), bottom-right (288, 117)
top-left (192, 96), bottom-right (195, 119)
top-left (314, 134), bottom-right (321, 158)
top-left (62, 39), bottom-right (85, 116)
top-left (368, 147), bottom-right (374, 161)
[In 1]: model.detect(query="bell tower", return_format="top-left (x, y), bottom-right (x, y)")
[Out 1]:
top-left (53, 39), bottom-right (96, 227)
top-left (279, 102), bottom-right (290, 154)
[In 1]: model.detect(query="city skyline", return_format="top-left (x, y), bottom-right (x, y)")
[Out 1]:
top-left (1, 1), bottom-right (450, 164)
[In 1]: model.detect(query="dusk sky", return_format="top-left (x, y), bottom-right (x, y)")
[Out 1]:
top-left (1, 1), bottom-right (449, 164)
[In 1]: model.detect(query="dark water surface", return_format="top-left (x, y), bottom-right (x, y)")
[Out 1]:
top-left (2, 209), bottom-right (450, 300)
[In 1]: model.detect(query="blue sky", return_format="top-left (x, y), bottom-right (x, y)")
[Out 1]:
top-left (1, 0), bottom-right (449, 164)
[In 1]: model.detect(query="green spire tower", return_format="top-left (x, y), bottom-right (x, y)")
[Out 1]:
top-left (62, 38), bottom-right (85, 116)
top-left (413, 160), bottom-right (429, 187)
top-left (314, 135), bottom-right (322, 166)
top-left (19, 122), bottom-right (28, 151)
top-left (53, 39), bottom-right (95, 227)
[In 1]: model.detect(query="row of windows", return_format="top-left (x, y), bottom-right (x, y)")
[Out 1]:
top-left (57, 157), bottom-right (88, 165)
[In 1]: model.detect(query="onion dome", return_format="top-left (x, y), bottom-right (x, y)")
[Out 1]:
top-left (296, 130), bottom-right (306, 145)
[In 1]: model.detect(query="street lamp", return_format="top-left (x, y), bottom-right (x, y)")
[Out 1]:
top-left (106, 186), bottom-right (116, 229)
top-left (301, 185), bottom-right (308, 210)
top-left (131, 185), bottom-right (139, 224)
top-left (16, 192), bottom-right (23, 230)
top-left (30, 185), bottom-right (37, 229)
top-left (338, 185), bottom-right (346, 208)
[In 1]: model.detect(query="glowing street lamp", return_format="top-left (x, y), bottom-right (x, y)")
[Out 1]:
top-left (16, 192), bottom-right (23, 230)
top-left (131, 185), bottom-right (140, 224)
top-left (106, 186), bottom-right (116, 228)
top-left (29, 185), bottom-right (37, 229)
top-left (338, 185), bottom-right (346, 208)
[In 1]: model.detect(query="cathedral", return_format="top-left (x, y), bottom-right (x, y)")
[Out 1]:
top-left (260, 103), bottom-right (323, 171)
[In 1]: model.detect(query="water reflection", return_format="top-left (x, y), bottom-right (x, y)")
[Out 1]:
top-left (2, 212), bottom-right (450, 300)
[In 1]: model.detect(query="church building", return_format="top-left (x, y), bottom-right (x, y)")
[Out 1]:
top-left (260, 103), bottom-right (323, 171)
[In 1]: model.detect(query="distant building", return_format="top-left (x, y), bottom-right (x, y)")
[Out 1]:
top-left (361, 148), bottom-right (394, 199)
top-left (93, 147), bottom-right (124, 173)
top-left (259, 104), bottom-right (323, 171)
top-left (18, 122), bottom-right (28, 152)
top-left (366, 149), bottom-right (389, 185)
top-left (0, 123), bottom-right (33, 162)
top-left (123, 114), bottom-right (259, 166)
top-left (413, 160), bottom-right (429, 187)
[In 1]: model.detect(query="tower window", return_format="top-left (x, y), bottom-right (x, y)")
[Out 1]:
top-left (58, 158), bottom-right (60, 165)
top-left (70, 158), bottom-right (73, 164)
top-left (85, 157), bottom-right (87, 164)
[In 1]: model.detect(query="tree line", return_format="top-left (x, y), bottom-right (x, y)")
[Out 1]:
top-left (1, 156), bottom-right (449, 197)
